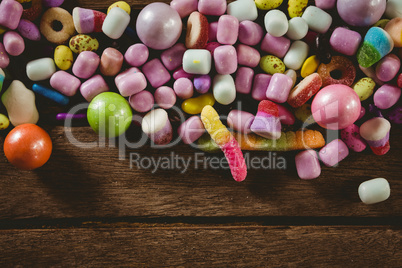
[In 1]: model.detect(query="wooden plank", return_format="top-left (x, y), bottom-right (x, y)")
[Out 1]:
top-left (0, 226), bottom-right (401, 267)
top-left (0, 126), bottom-right (401, 219)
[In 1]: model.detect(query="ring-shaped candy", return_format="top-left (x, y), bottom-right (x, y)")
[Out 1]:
top-left (40, 7), bottom-right (75, 45)
top-left (317, 56), bottom-right (356, 87)
top-left (22, 0), bottom-right (43, 21)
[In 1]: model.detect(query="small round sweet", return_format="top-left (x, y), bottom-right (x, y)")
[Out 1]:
top-left (125, 44), bottom-right (149, 67)
top-left (375, 54), bottom-right (400, 82)
top-left (40, 7), bottom-right (75, 44)
top-left (87, 92), bottom-right (133, 138)
top-left (312, 84), bottom-right (361, 130)
top-left (174, 78), bottom-right (194, 99)
top-left (0, 114), bottom-right (10, 130)
top-left (3, 31), bottom-right (25, 56)
top-left (129, 91), bottom-right (154, 113)
top-left (136, 3), bottom-right (182, 50)
top-left (4, 124), bottom-right (52, 170)
top-left (352, 77), bottom-right (376, 101)
top-left (287, 17), bottom-right (308, 40)
top-left (337, 0), bottom-right (386, 27)
top-left (259, 55), bottom-right (286, 75)
top-left (374, 84), bottom-right (401, 110)
top-left (317, 56), bottom-right (356, 87)
top-left (22, 0), bottom-right (42, 21)
top-left (154, 86), bottom-right (176, 109)
top-left (69, 34), bottom-right (99, 54)
top-left (108, 1), bottom-right (131, 14)
top-left (194, 75), bottom-right (211, 94)
top-left (54, 45), bottom-right (73, 70)
top-left (255, 0), bottom-right (283, 10)
top-left (385, 18), bottom-right (402, 47)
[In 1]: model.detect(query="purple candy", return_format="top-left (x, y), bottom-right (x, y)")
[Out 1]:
top-left (125, 44), bottom-right (149, 67)
top-left (341, 124), bottom-right (367, 153)
top-left (0, 0), bottom-right (23, 30)
top-left (388, 106), bottom-right (402, 124)
top-left (80, 75), bottom-right (109, 102)
top-left (214, 45), bottom-right (238, 75)
top-left (238, 20), bottom-right (264, 46)
top-left (193, 75), bottom-right (211, 94)
top-left (161, 43), bottom-right (186, 71)
top-left (374, 84), bottom-right (401, 110)
top-left (266, 73), bottom-right (293, 103)
top-left (208, 21), bottom-right (218, 42)
top-left (129, 90), bottom-right (154, 113)
top-left (375, 54), bottom-right (401, 82)
top-left (330, 27), bottom-right (362, 56)
top-left (174, 78), bottom-right (194, 99)
top-left (72, 51), bottom-right (100, 79)
top-left (369, 104), bottom-right (384, 118)
top-left (227, 110), bottom-right (254, 134)
top-left (251, 74), bottom-right (271, 101)
top-left (261, 33), bottom-right (291, 58)
top-left (43, 0), bottom-right (64, 7)
top-left (315, 0), bottom-right (336, 9)
top-left (56, 113), bottom-right (87, 121)
top-left (3, 31), bottom-right (24, 56)
top-left (17, 19), bottom-right (41, 41)
top-left (155, 86), bottom-right (177, 109)
top-left (250, 111), bottom-right (281, 140)
top-left (295, 150), bottom-right (321, 180)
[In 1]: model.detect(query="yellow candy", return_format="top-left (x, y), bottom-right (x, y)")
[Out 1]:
top-left (69, 34), bottom-right (99, 54)
top-left (301, 55), bottom-right (320, 78)
top-left (182, 93), bottom-right (215, 115)
top-left (0, 25), bottom-right (7, 35)
top-left (255, 0), bottom-right (283, 10)
top-left (0, 114), bottom-right (10, 130)
top-left (260, 55), bottom-right (286, 75)
top-left (374, 19), bottom-right (390, 29)
top-left (352, 77), bottom-right (376, 101)
top-left (54, 45), bottom-right (74, 70)
top-left (108, 1), bottom-right (131, 15)
top-left (16, 0), bottom-right (31, 3)
top-left (288, 0), bottom-right (308, 18)
top-left (201, 105), bottom-right (231, 146)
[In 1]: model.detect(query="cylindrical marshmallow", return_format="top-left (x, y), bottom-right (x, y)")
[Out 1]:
top-left (261, 33), bottom-right (291, 58)
top-left (161, 43), bottom-right (186, 71)
top-left (125, 44), bottom-right (149, 67)
top-left (375, 54), bottom-right (401, 82)
top-left (3, 31), bottom-right (24, 56)
top-left (235, 67), bottom-right (254, 94)
top-left (102, 7), bottom-right (130, 39)
top-left (236, 44), bottom-right (260, 68)
top-left (266, 73), bottom-right (293, 103)
top-left (214, 45), bottom-right (238, 75)
top-left (227, 0), bottom-right (258, 22)
top-left (373, 84), bottom-right (401, 110)
top-left (142, 108), bottom-right (173, 145)
top-left (318, 139), bottom-right (349, 167)
top-left (174, 78), bottom-right (194, 99)
top-left (251, 74), bottom-right (271, 101)
top-left (26, 58), bottom-right (56, 81)
top-left (142, 59), bottom-right (171, 88)
top-left (182, 49), bottom-right (212, 75)
top-left (287, 17), bottom-right (309, 40)
top-left (238, 20), bottom-right (264, 46)
top-left (72, 51), bottom-right (100, 79)
top-left (129, 90), bottom-right (154, 113)
top-left (50, 71), bottom-right (81, 96)
top-left (330, 27), bottom-right (362, 56)
top-left (302, 6), bottom-right (333, 34)
top-left (115, 68), bottom-right (147, 97)
top-left (80, 75), bottom-right (109, 102)
top-left (283, 41), bottom-right (309, 70)
top-left (213, 74), bottom-right (236, 105)
top-left (217, 15), bottom-right (239, 45)
top-left (264, 10), bottom-right (288, 37)
top-left (358, 178), bottom-right (390, 204)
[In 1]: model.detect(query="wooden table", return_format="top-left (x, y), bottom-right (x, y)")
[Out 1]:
top-left (0, 1), bottom-right (401, 266)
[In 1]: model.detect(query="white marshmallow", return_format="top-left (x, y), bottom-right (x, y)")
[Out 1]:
top-left (264, 10), bottom-right (288, 37)
top-left (227, 0), bottom-right (258, 22)
top-left (213, 74), bottom-right (236, 105)
top-left (287, 17), bottom-right (309, 40)
top-left (283, 41), bottom-right (309, 70)
top-left (102, 7), bottom-right (130, 39)
top-left (358, 178), bottom-right (390, 204)
top-left (182, 49), bottom-right (212, 75)
top-left (302, 6), bottom-right (332, 34)
top-left (26, 58), bottom-right (56, 81)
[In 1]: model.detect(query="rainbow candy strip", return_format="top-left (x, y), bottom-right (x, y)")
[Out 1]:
top-left (201, 105), bottom-right (247, 182)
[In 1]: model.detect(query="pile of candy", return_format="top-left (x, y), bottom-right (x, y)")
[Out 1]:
top-left (0, 0), bottom-right (401, 205)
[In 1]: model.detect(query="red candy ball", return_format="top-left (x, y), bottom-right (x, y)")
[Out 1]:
top-left (312, 84), bottom-right (361, 130)
top-left (3, 124), bottom-right (52, 170)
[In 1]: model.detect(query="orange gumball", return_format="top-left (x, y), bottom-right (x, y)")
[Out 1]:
top-left (3, 124), bottom-right (52, 170)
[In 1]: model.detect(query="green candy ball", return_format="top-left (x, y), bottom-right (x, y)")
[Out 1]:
top-left (87, 92), bottom-right (133, 137)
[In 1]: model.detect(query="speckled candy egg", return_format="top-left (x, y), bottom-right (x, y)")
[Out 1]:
top-left (337, 0), bottom-right (386, 27)
top-left (259, 55), bottom-right (286, 75)
top-left (69, 34), bottom-right (99, 54)
top-left (54, 45), bottom-right (73, 70)
top-left (255, 0), bottom-right (283, 10)
top-left (136, 3), bottom-right (182, 50)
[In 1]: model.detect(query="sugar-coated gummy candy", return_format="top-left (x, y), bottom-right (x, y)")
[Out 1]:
top-left (295, 150), bottom-right (321, 180)
top-left (227, 0), bottom-right (258, 22)
top-left (373, 84), bottom-right (401, 110)
top-left (317, 56), bottom-right (356, 87)
top-left (178, 116), bottom-right (205, 144)
top-left (250, 100), bottom-right (282, 140)
top-left (72, 7), bottom-right (106, 34)
top-left (181, 93), bottom-right (215, 115)
top-left (358, 178), bottom-right (390, 204)
top-left (142, 108), bottom-right (173, 145)
top-left (185, 11), bottom-right (209, 49)
top-left (287, 73), bottom-right (322, 108)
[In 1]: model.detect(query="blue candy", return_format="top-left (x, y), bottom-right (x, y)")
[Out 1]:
top-left (32, 84), bottom-right (69, 106)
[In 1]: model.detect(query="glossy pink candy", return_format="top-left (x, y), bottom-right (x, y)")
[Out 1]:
top-left (3, 31), bottom-right (24, 56)
top-left (80, 75), bottom-right (109, 102)
top-left (161, 43), bottom-right (186, 71)
top-left (217, 15), bottom-right (239, 45)
top-left (214, 45), bottom-right (238, 75)
top-left (319, 139), bottom-right (349, 167)
top-left (0, 0), bottom-right (23, 30)
top-left (227, 110), bottom-right (254, 134)
top-left (373, 84), bottom-right (401, 110)
top-left (142, 59), bottom-right (171, 88)
top-left (337, 0), bottom-right (386, 27)
top-left (260, 33), bottom-right (290, 58)
top-left (174, 78), bottom-right (194, 99)
top-left (266, 73), bottom-right (293, 103)
top-left (375, 54), bottom-right (401, 82)
top-left (154, 86), bottom-right (177, 109)
top-left (251, 74), bottom-right (271, 101)
top-left (295, 150), bottom-right (321, 180)
top-left (178, 116), bottom-right (205, 144)
top-left (330, 27), bottom-right (362, 56)
top-left (129, 91), bottom-right (154, 113)
top-left (125, 44), bottom-right (149, 67)
top-left (72, 51), bottom-right (100, 79)
top-left (198, 0), bottom-right (226, 16)
top-left (50, 71), bottom-right (81, 96)
top-left (238, 20), bottom-right (263, 46)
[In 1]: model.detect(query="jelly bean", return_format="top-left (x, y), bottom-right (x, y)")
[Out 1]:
top-left (295, 150), bottom-right (321, 180)
top-left (174, 78), bottom-right (194, 99)
top-left (352, 77), bottom-right (376, 101)
top-left (236, 44), bottom-right (260, 68)
top-left (255, 0), bottom-right (282, 10)
top-left (357, 27), bottom-right (394, 68)
top-left (142, 108), bottom-right (173, 145)
top-left (227, 110), bottom-right (254, 134)
top-left (125, 44), bottom-right (149, 67)
top-left (235, 67), bottom-right (254, 94)
top-left (170, 0), bottom-right (197, 18)
top-left (3, 31), bottom-right (24, 56)
top-left (161, 43), bottom-right (186, 71)
top-left (178, 116), bottom-right (205, 144)
top-left (319, 139), bottom-right (349, 167)
top-left (100, 47), bottom-right (123, 76)
top-left (69, 34), bottom-right (99, 54)
top-left (108, 1), bottom-right (131, 14)
top-left (375, 54), bottom-right (400, 82)
top-left (80, 75), bottom-right (109, 102)
top-left (359, 65), bottom-right (384, 86)
top-left (155, 86), bottom-right (176, 109)
top-left (102, 7), bottom-right (130, 39)
top-left (330, 27), bottom-right (362, 56)
top-left (251, 100), bottom-right (281, 140)
top-left (182, 49), bottom-right (212, 75)
top-left (283, 41), bottom-right (309, 70)
top-left (213, 74), bottom-right (236, 105)
top-left (385, 18), bottom-right (402, 47)
top-left (284, 69), bottom-right (297, 88)
top-left (238, 20), bottom-right (264, 46)
top-left (115, 69), bottom-right (147, 97)
top-left (358, 178), bottom-right (390, 204)
top-left (173, 67), bottom-right (195, 80)
top-left (26, 58), bottom-right (56, 81)
top-left (266, 73), bottom-right (293, 103)
top-left (301, 55), bottom-right (320, 78)
top-left (260, 33), bottom-right (290, 58)
top-left (302, 6), bottom-right (332, 34)
top-left (360, 117), bottom-right (391, 155)
top-left (374, 84), bottom-right (401, 110)
top-left (287, 17), bottom-right (308, 40)
top-left (315, 0), bottom-right (336, 10)
top-left (198, 0), bottom-right (226, 16)
top-left (259, 55), bottom-right (286, 75)
top-left (32, 84), bottom-right (69, 106)
top-left (288, 73), bottom-right (322, 108)
top-left (385, 0), bottom-right (402, 19)
top-left (0, 113), bottom-right (10, 130)
top-left (277, 104), bottom-right (295, 125)
top-left (0, 43), bottom-right (10, 69)
top-left (194, 75), bottom-right (211, 94)
top-left (182, 93), bottom-right (215, 115)
top-left (295, 103), bottom-right (315, 125)
top-left (72, 7), bottom-right (106, 34)
top-left (374, 19), bottom-right (390, 29)
top-left (129, 90), bottom-right (154, 113)
top-left (87, 92), bottom-right (132, 138)
top-left (50, 71), bottom-right (81, 97)
top-left (0, 0), bottom-right (23, 30)
top-left (264, 10), bottom-right (288, 37)
top-left (217, 15), bottom-right (239, 45)
top-left (227, 0), bottom-right (258, 22)
top-left (288, 0), bottom-right (308, 18)
top-left (185, 11), bottom-right (209, 49)
top-left (388, 106), bottom-right (402, 124)
top-left (17, 19), bottom-right (40, 41)
top-left (1, 80), bottom-right (39, 126)
top-left (142, 59), bottom-right (171, 88)
top-left (214, 45), bottom-right (238, 75)
top-left (72, 51), bottom-right (100, 79)
top-left (56, 113), bottom-right (87, 121)
top-left (251, 73), bottom-right (271, 101)
top-left (340, 124), bottom-right (367, 152)
top-left (54, 45), bottom-right (73, 71)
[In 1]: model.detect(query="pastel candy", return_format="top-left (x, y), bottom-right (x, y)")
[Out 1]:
top-left (360, 117), bottom-right (391, 155)
top-left (142, 59), bottom-right (171, 88)
top-left (154, 86), bottom-right (176, 109)
top-left (255, 0), bottom-right (283, 10)
top-left (260, 55), bottom-right (286, 74)
top-left (358, 178), bottom-right (390, 204)
top-left (54, 45), bottom-right (73, 71)
top-left (359, 65), bottom-right (384, 86)
top-left (374, 84), bottom-right (401, 110)
top-left (72, 7), bottom-right (106, 34)
top-left (0, 0), bottom-right (23, 30)
top-left (125, 44), bottom-right (149, 67)
top-left (0, 43), bottom-right (10, 68)
top-left (384, 18), bottom-right (402, 47)
top-left (319, 139), bottom-right (349, 167)
top-left (238, 20), bottom-right (264, 46)
top-left (197, 0), bottom-right (227, 16)
top-left (295, 150), bottom-right (321, 180)
top-left (3, 31), bottom-right (24, 56)
top-left (32, 84), bottom-right (69, 106)
top-left (170, 0), bottom-right (198, 18)
top-left (277, 104), bottom-right (295, 125)
top-left (284, 69), bottom-right (297, 88)
top-left (227, 110), bottom-right (254, 134)
top-left (217, 15), bottom-right (239, 45)
top-left (330, 27), bottom-right (362, 56)
top-left (178, 116), bottom-right (205, 144)
top-left (17, 19), bottom-right (41, 41)
top-left (235, 67), bottom-right (254, 94)
top-left (69, 34), bottom-right (99, 54)
top-left (72, 51), bottom-right (100, 79)
top-left (142, 108), bottom-right (173, 145)
top-left (352, 77), bottom-right (376, 101)
top-left (181, 93), bottom-right (215, 114)
top-left (227, 0), bottom-right (258, 22)
top-left (174, 77), bottom-right (194, 99)
top-left (115, 68), bottom-right (147, 97)
top-left (129, 90), bottom-right (154, 113)
top-left (357, 27), bottom-right (394, 68)
top-left (302, 6), bottom-right (332, 34)
top-left (182, 49), bottom-right (212, 75)
top-left (213, 74), bottom-right (236, 105)
top-left (261, 33), bottom-right (290, 58)
top-left (1, 80), bottom-right (39, 126)
top-left (375, 54), bottom-right (400, 82)
top-left (341, 124), bottom-right (367, 152)
top-left (287, 17), bottom-right (308, 40)
top-left (173, 67), bottom-right (195, 80)
top-left (43, 0), bottom-right (64, 7)
top-left (264, 10), bottom-right (288, 37)
top-left (194, 75), bottom-right (211, 94)
top-left (283, 41), bottom-right (309, 70)
top-left (288, 0), bottom-right (308, 18)
top-left (100, 47), bottom-right (124, 76)
top-left (266, 73), bottom-right (293, 103)
top-left (251, 73), bottom-right (271, 101)
top-left (80, 75), bottom-right (109, 102)
top-left (315, 0), bottom-right (336, 9)
top-left (102, 7), bottom-right (130, 39)
top-left (161, 43), bottom-right (186, 71)
top-left (385, 0), bottom-right (402, 19)
top-left (250, 100), bottom-right (281, 140)
top-left (236, 44), bottom-right (260, 68)
top-left (26, 58), bottom-right (56, 81)
top-left (50, 71), bottom-right (81, 96)
top-left (214, 45), bottom-right (238, 75)
top-left (208, 22), bottom-right (218, 41)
